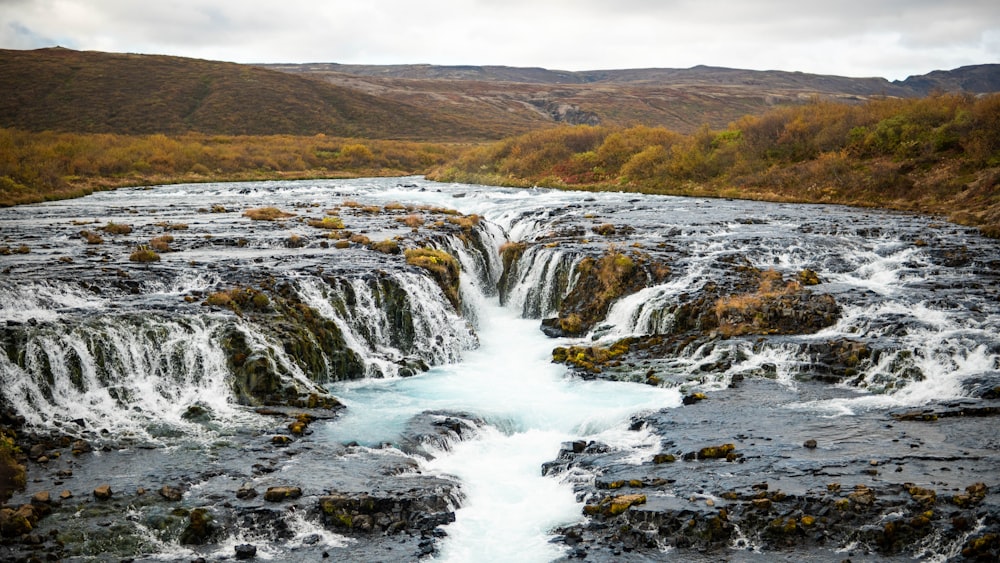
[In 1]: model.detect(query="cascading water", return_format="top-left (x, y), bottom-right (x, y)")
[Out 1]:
top-left (2, 176), bottom-right (998, 562)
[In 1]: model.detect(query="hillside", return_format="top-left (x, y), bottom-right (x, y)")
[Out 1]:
top-left (0, 48), bottom-right (506, 141)
top-left (4, 48), bottom-right (997, 140)
top-left (264, 62), bottom-right (1000, 133)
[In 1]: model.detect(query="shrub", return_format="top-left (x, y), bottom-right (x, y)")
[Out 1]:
top-left (129, 246), bottom-right (161, 262)
top-left (150, 235), bottom-right (174, 252)
top-left (447, 214), bottom-right (481, 230)
top-left (80, 230), bottom-right (104, 244)
top-left (398, 214), bottom-right (425, 228)
top-left (101, 221), bottom-right (132, 235)
top-left (369, 239), bottom-right (400, 254)
top-left (307, 216), bottom-right (345, 230)
top-left (203, 287), bottom-right (270, 313)
top-left (244, 207), bottom-right (295, 221)
top-left (592, 223), bottom-right (616, 236)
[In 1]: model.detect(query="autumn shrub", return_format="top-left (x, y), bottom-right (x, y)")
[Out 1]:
top-left (0, 245), bottom-right (30, 255)
top-left (592, 223), bottom-right (616, 236)
top-left (80, 230), bottom-right (104, 244)
top-left (129, 245), bottom-right (161, 262)
top-left (398, 214), bottom-right (425, 228)
top-left (307, 216), bottom-right (345, 230)
top-left (244, 207), bottom-right (295, 221)
top-left (369, 239), bottom-right (400, 254)
top-left (203, 287), bottom-right (270, 313)
top-left (101, 221), bottom-right (132, 235)
top-left (447, 214), bottom-right (481, 230)
top-left (150, 235), bottom-right (174, 252)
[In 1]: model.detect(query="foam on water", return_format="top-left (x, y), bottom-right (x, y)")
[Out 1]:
top-left (325, 297), bottom-right (681, 560)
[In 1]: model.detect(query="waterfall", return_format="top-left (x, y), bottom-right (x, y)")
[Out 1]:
top-left (295, 273), bottom-right (476, 379)
top-left (501, 246), bottom-right (583, 318)
top-left (0, 312), bottom-right (251, 439)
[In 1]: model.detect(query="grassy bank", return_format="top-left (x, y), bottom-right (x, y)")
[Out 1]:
top-left (429, 94), bottom-right (1000, 236)
top-left (0, 128), bottom-right (465, 206)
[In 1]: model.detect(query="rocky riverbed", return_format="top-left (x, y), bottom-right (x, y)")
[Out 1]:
top-left (2, 177), bottom-right (999, 561)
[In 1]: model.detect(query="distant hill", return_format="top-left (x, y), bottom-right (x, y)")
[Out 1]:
top-left (264, 62), bottom-right (1000, 133)
top-left (3, 48), bottom-right (998, 139)
top-left (0, 48), bottom-right (513, 140)
top-left (894, 64), bottom-right (1000, 95)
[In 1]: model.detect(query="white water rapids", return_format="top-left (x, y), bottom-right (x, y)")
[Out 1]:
top-left (1, 176), bottom-right (998, 561)
top-left (323, 294), bottom-right (680, 562)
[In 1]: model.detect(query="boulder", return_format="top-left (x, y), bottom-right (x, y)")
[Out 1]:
top-left (264, 486), bottom-right (302, 502)
top-left (234, 543), bottom-right (257, 559)
top-left (159, 485), bottom-right (183, 502)
top-left (0, 504), bottom-right (38, 537)
top-left (179, 507), bottom-right (216, 545)
top-left (93, 484), bottom-right (112, 500)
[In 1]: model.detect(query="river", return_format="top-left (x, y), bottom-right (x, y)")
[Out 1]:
top-left (1, 177), bottom-right (998, 562)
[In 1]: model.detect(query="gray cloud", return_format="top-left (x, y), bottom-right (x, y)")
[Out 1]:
top-left (0, 0), bottom-right (996, 79)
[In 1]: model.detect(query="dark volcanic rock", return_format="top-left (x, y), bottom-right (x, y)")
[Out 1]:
top-left (234, 543), bottom-right (257, 559)
top-left (397, 410), bottom-right (486, 457)
top-left (179, 507), bottom-right (217, 545)
top-left (546, 379), bottom-right (1000, 560)
top-left (318, 487), bottom-right (457, 534)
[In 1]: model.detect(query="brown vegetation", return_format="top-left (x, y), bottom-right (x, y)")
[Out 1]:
top-left (129, 246), bottom-right (161, 263)
top-left (0, 128), bottom-right (463, 207)
top-left (244, 207), bottom-right (295, 221)
top-left (431, 94), bottom-right (1000, 236)
top-left (307, 216), bottom-right (345, 230)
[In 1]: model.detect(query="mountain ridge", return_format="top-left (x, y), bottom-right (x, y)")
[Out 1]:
top-left (2, 47), bottom-right (998, 138)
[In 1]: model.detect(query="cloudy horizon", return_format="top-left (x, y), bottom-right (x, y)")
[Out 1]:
top-left (1, 0), bottom-right (998, 81)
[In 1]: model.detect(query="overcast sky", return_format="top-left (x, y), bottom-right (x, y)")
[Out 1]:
top-left (1, 0), bottom-right (998, 80)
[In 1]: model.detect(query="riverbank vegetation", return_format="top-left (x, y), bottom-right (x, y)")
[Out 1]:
top-left (429, 94), bottom-right (1000, 236)
top-left (0, 128), bottom-right (463, 206)
top-left (3, 93), bottom-right (999, 235)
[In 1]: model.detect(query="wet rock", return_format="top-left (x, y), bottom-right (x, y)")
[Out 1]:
top-left (682, 392), bottom-right (707, 405)
top-left (234, 543), bottom-right (257, 559)
top-left (583, 493), bottom-right (647, 517)
top-left (317, 486), bottom-right (457, 535)
top-left (696, 443), bottom-right (736, 460)
top-left (31, 491), bottom-right (50, 504)
top-left (181, 403), bottom-right (212, 423)
top-left (803, 439), bottom-right (818, 449)
top-left (397, 410), bottom-right (485, 456)
top-left (0, 504), bottom-right (38, 537)
top-left (549, 248), bottom-right (671, 336)
top-left (962, 532), bottom-right (1000, 560)
top-left (271, 435), bottom-right (293, 446)
top-left (236, 482), bottom-right (258, 500)
top-left (264, 486), bottom-right (302, 502)
top-left (179, 507), bottom-right (216, 545)
top-left (71, 439), bottom-right (92, 455)
top-left (28, 443), bottom-right (48, 460)
top-left (92, 484), bottom-right (112, 500)
top-left (159, 485), bottom-right (183, 502)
